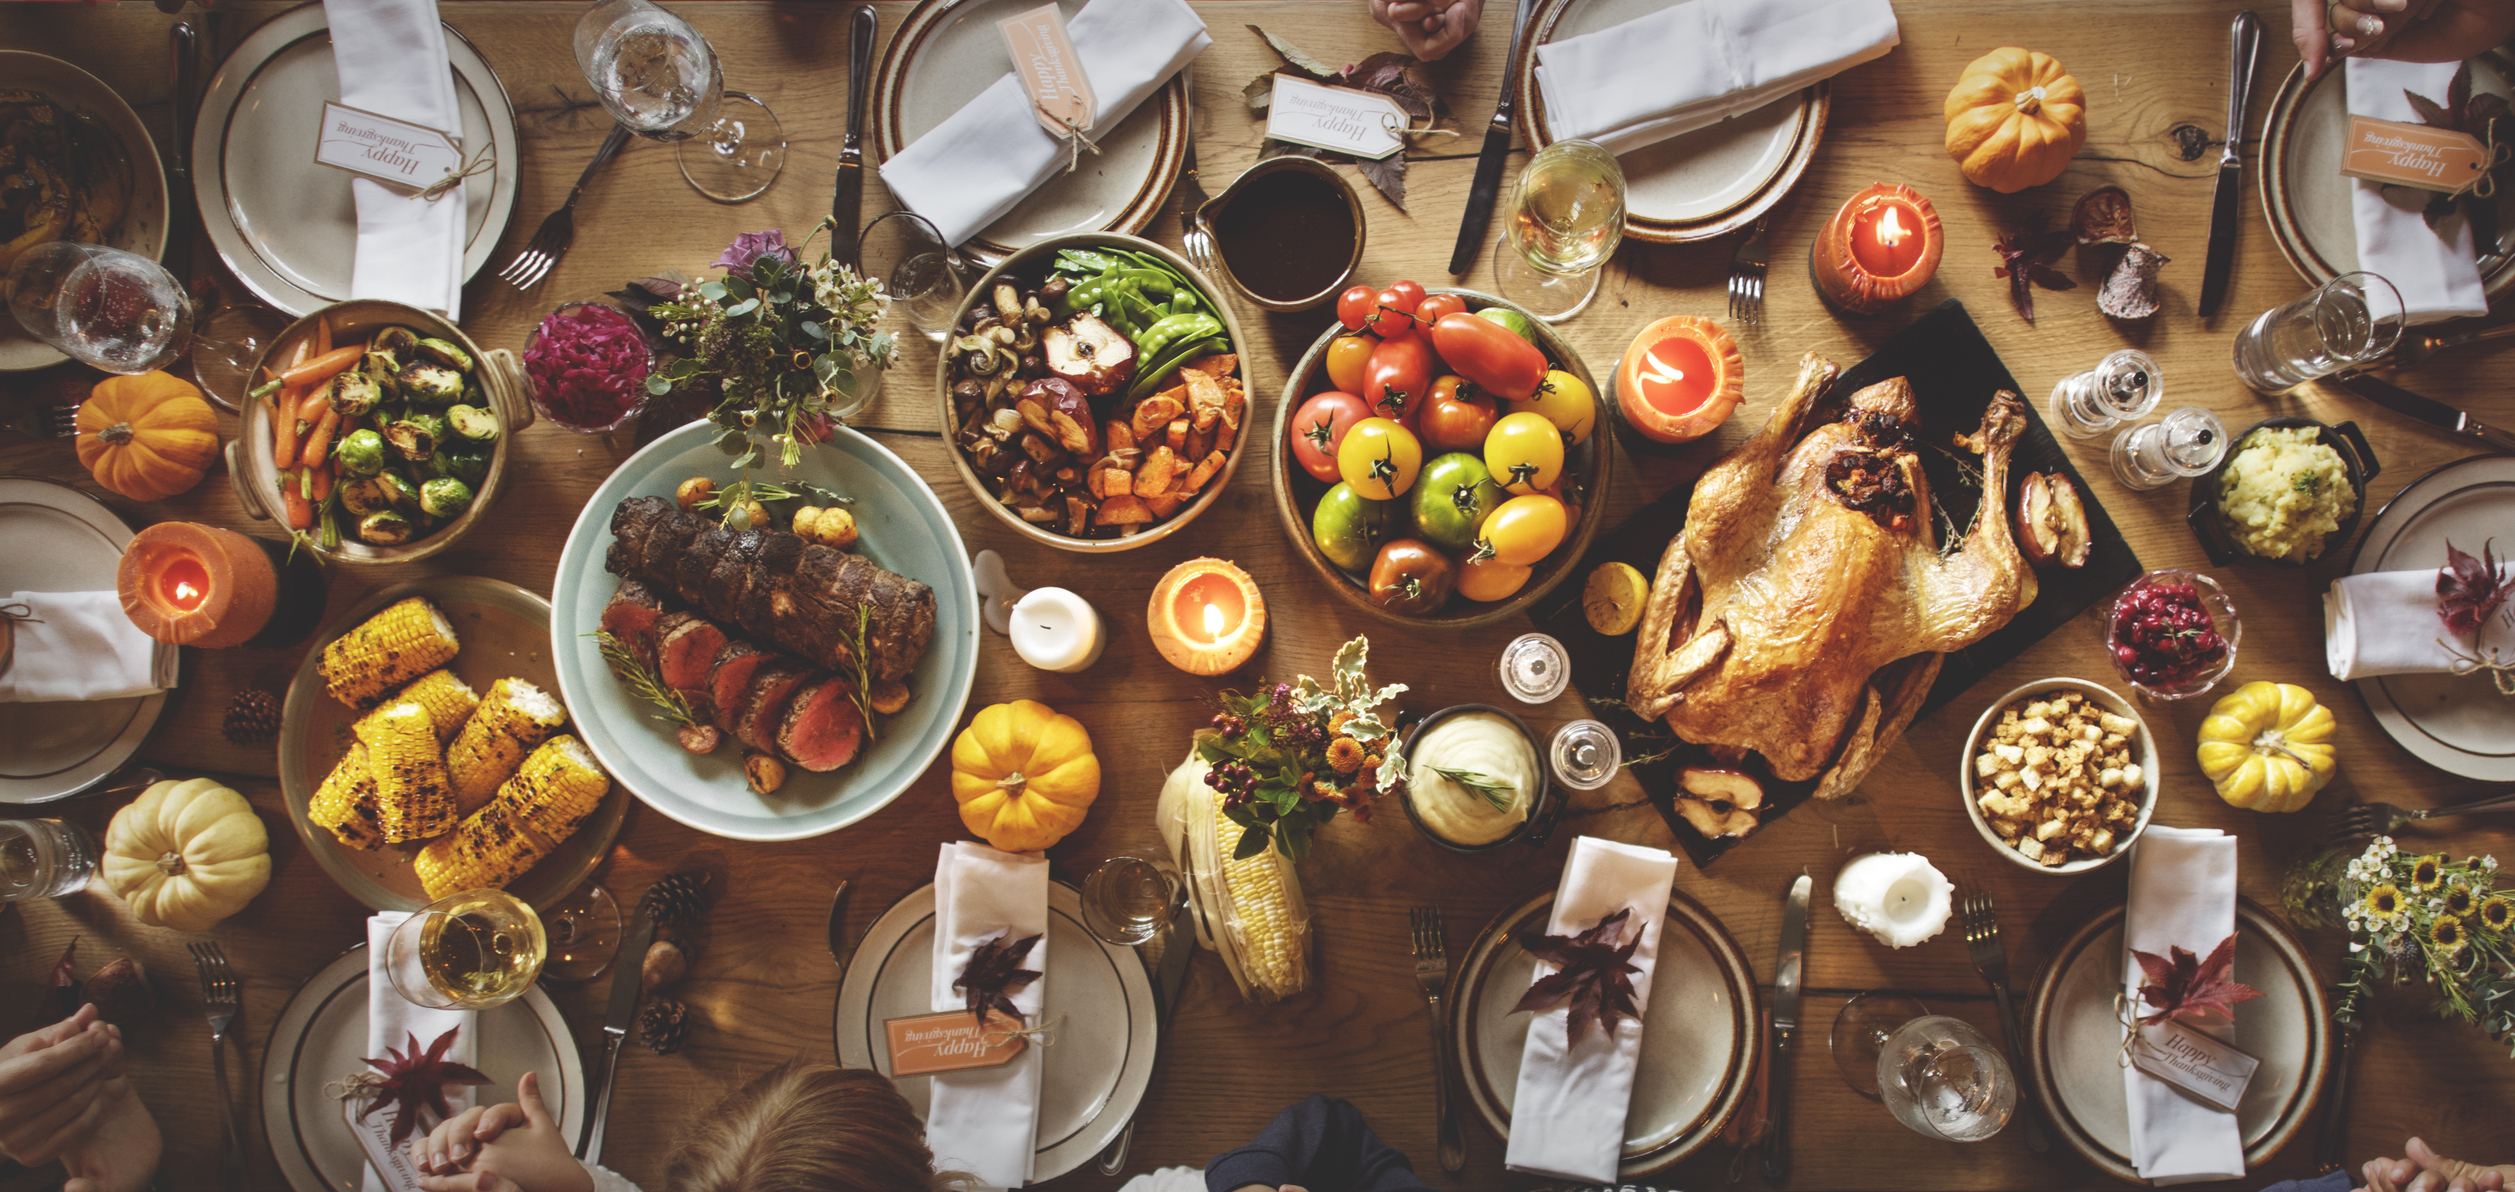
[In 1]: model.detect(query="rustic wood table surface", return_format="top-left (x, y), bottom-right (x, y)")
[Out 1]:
top-left (4, 2), bottom-right (2513, 1190)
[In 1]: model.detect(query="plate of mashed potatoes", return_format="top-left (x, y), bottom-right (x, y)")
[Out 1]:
top-left (2189, 418), bottom-right (2378, 566)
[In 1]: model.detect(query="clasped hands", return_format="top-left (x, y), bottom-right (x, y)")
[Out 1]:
top-left (406, 1071), bottom-right (593, 1192)
top-left (0, 1006), bottom-right (161, 1192)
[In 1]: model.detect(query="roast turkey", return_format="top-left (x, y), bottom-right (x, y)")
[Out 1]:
top-left (1627, 353), bottom-right (2038, 799)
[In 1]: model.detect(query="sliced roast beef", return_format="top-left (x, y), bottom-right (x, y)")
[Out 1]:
top-left (733, 661), bottom-right (816, 755)
top-left (706, 639), bottom-right (778, 736)
top-left (776, 675), bottom-right (865, 772)
top-left (657, 616), bottom-right (728, 717)
top-left (598, 582), bottom-right (668, 675)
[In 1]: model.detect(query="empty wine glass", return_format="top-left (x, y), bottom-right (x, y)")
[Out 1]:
top-left (537, 881), bottom-right (623, 982)
top-left (576, 0), bottom-right (785, 203)
top-left (858, 210), bottom-right (969, 342)
top-left (1492, 139), bottom-right (1625, 323)
top-left (1876, 1015), bottom-right (2016, 1141)
top-left (1830, 989), bottom-right (1929, 1098)
top-left (6, 243), bottom-right (251, 399)
top-left (1081, 855), bottom-right (1185, 946)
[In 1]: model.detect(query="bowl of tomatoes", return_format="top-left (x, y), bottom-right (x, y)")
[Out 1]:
top-left (1269, 281), bottom-right (1612, 629)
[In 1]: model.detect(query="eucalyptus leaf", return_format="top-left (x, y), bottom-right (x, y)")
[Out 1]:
top-left (698, 280), bottom-right (728, 301)
top-left (802, 321), bottom-right (829, 340)
top-left (646, 376), bottom-right (673, 396)
top-left (723, 275), bottom-right (756, 301)
top-left (725, 298), bottom-right (761, 318)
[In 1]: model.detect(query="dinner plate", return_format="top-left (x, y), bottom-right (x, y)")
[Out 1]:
top-left (1450, 888), bottom-right (1757, 1175)
top-left (870, 0), bottom-right (1187, 263)
top-left (2347, 454), bottom-right (2515, 780)
top-left (278, 576), bottom-right (626, 911)
top-left (0, 52), bottom-right (172, 372)
top-left (833, 880), bottom-right (1158, 1183)
top-left (0, 476), bottom-right (173, 804)
top-left (2260, 52), bottom-right (2515, 299)
top-left (548, 422), bottom-right (979, 842)
top-left (193, 2), bottom-right (519, 316)
top-left (1513, 0), bottom-right (1825, 243)
top-left (261, 944), bottom-right (584, 1192)
top-left (2026, 898), bottom-right (2329, 1182)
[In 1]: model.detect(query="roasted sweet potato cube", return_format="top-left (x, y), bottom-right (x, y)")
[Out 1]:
top-left (1186, 426), bottom-right (1214, 462)
top-left (1166, 418), bottom-right (1189, 453)
top-left (1133, 447), bottom-right (1179, 497)
top-left (1144, 493), bottom-right (1186, 519)
top-left (1105, 421), bottom-right (1134, 453)
top-left (1184, 369), bottom-right (1227, 431)
top-left (1219, 379), bottom-right (1245, 431)
top-left (1130, 395), bottom-right (1186, 442)
top-left (1184, 354), bottom-right (1237, 378)
top-left (1183, 450), bottom-right (1227, 494)
top-left (1090, 468), bottom-right (1132, 500)
top-left (1096, 493), bottom-right (1154, 525)
top-left (1215, 417), bottom-right (1237, 452)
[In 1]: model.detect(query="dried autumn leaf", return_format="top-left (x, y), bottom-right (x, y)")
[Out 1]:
top-left (1247, 25), bottom-right (1337, 80)
top-left (2132, 934), bottom-right (2262, 1026)
top-left (1510, 907), bottom-right (1643, 1045)
top-left (358, 1027), bottom-right (492, 1145)
top-left (50, 937), bottom-right (80, 1017)
top-left (953, 931), bottom-right (1043, 1027)
top-left (1991, 227), bottom-right (2077, 324)
top-left (1356, 154), bottom-right (1408, 211)
top-left (2438, 537), bottom-right (2510, 638)
top-left (2073, 186), bottom-right (2140, 245)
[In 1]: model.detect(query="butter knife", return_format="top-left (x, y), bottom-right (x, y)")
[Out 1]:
top-left (832, 4), bottom-right (878, 268)
top-left (2334, 370), bottom-right (2515, 452)
top-left (164, 22), bottom-right (199, 279)
top-left (579, 901), bottom-right (655, 1163)
top-left (1760, 874), bottom-right (1809, 1184)
top-left (825, 879), bottom-right (853, 969)
top-left (2198, 10), bottom-right (2262, 318)
top-left (1447, 0), bottom-right (1535, 276)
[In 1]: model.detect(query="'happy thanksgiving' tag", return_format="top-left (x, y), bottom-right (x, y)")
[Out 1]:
top-left (2129, 1018), bottom-right (2260, 1113)
top-left (2340, 114), bottom-right (2494, 195)
top-left (998, 4), bottom-right (1096, 140)
top-left (343, 1097), bottom-right (429, 1192)
top-left (1265, 75), bottom-right (1406, 161)
top-left (313, 102), bottom-right (465, 194)
top-left (885, 1009), bottom-right (1028, 1076)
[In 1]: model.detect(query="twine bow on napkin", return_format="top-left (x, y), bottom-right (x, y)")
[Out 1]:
top-left (414, 142), bottom-right (496, 202)
top-left (1034, 95), bottom-right (1104, 175)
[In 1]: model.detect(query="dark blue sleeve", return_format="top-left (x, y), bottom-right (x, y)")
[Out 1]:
top-left (1204, 1096), bottom-right (1433, 1192)
top-left (2254, 1172), bottom-right (2353, 1192)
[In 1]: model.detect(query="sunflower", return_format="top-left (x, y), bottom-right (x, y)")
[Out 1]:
top-left (2365, 883), bottom-right (2404, 918)
top-left (2412, 855), bottom-right (2446, 890)
top-left (2483, 897), bottom-right (2513, 933)
top-left (2441, 885), bottom-right (2478, 918)
top-left (2431, 914), bottom-right (2468, 956)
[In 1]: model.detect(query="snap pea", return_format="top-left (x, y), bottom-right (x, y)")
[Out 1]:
top-left (1125, 333), bottom-right (1232, 402)
top-left (1132, 313), bottom-right (1222, 366)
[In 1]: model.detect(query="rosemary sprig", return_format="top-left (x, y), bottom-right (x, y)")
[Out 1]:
top-left (847, 602), bottom-right (878, 745)
top-left (588, 630), bottom-right (700, 729)
top-left (1429, 766), bottom-right (1518, 812)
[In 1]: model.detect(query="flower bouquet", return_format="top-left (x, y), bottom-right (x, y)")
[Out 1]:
top-left (1195, 637), bottom-right (1407, 860)
top-left (2318, 837), bottom-right (2515, 1055)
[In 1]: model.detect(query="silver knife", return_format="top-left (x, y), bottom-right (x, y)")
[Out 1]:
top-left (578, 902), bottom-right (656, 1163)
top-left (1759, 874), bottom-right (1810, 1185)
top-left (1096, 847), bottom-right (1198, 1176)
top-left (2335, 370), bottom-right (2515, 452)
top-left (163, 23), bottom-right (198, 280)
top-left (2198, 9), bottom-right (2262, 318)
top-left (832, 4), bottom-right (878, 268)
top-left (825, 879), bottom-right (853, 969)
top-left (1447, 0), bottom-right (1536, 276)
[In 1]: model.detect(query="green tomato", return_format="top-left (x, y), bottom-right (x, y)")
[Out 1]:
top-left (1311, 482), bottom-right (1399, 574)
top-left (1410, 452), bottom-right (1504, 552)
top-left (1476, 306), bottom-right (1540, 345)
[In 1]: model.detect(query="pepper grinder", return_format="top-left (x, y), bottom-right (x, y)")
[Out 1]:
top-left (2110, 406), bottom-right (2227, 491)
top-left (2049, 349), bottom-right (2161, 438)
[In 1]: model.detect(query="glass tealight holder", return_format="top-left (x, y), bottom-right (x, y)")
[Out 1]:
top-left (1549, 720), bottom-right (1621, 791)
top-left (1497, 633), bottom-right (1570, 704)
top-left (2048, 349), bottom-right (2161, 438)
top-left (2109, 406), bottom-right (2227, 491)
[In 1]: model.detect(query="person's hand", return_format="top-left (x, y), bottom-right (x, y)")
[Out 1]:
top-left (1369, 0), bottom-right (1485, 62)
top-left (411, 1072), bottom-right (593, 1192)
top-left (2292, 0), bottom-right (2515, 80)
top-left (58, 1075), bottom-right (161, 1192)
top-left (2359, 1136), bottom-right (2515, 1192)
top-left (0, 1006), bottom-right (125, 1168)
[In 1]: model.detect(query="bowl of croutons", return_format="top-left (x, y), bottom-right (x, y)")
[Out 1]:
top-left (1961, 679), bottom-right (2160, 874)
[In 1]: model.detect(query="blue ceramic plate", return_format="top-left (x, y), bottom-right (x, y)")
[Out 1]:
top-left (549, 422), bottom-right (979, 841)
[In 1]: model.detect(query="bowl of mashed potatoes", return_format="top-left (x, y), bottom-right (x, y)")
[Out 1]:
top-left (1399, 704), bottom-right (1554, 853)
top-left (2188, 418), bottom-right (2379, 566)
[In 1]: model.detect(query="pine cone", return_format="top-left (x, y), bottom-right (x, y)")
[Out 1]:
top-left (222, 690), bottom-right (282, 746)
top-left (641, 872), bottom-right (709, 929)
top-left (637, 997), bottom-right (688, 1055)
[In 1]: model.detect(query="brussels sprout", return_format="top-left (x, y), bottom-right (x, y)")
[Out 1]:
top-left (419, 477), bottom-right (475, 519)
top-left (383, 421), bottom-right (436, 461)
top-left (444, 444), bottom-right (491, 486)
top-left (423, 450), bottom-right (454, 480)
top-left (371, 326), bottom-right (421, 358)
top-left (398, 362), bottom-right (464, 404)
top-left (410, 411), bottom-right (452, 442)
top-left (461, 376), bottom-right (485, 406)
top-left (336, 428), bottom-right (388, 477)
top-left (446, 404), bottom-right (500, 442)
top-left (376, 471), bottom-right (421, 513)
top-left (361, 351), bottom-right (400, 400)
top-left (339, 477), bottom-right (390, 516)
top-left (325, 369), bottom-right (382, 417)
top-left (414, 337), bottom-right (474, 373)
top-left (356, 510), bottom-right (415, 545)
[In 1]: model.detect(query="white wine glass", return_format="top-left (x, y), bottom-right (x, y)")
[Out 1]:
top-left (1875, 1014), bottom-right (2016, 1142)
top-left (1491, 139), bottom-right (1625, 323)
top-left (384, 888), bottom-right (548, 1011)
top-left (5, 242), bottom-right (256, 403)
top-left (575, 0), bottom-right (786, 203)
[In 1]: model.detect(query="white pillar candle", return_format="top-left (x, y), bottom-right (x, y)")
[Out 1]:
top-left (1008, 587), bottom-right (1104, 673)
top-left (1832, 852), bottom-right (1954, 949)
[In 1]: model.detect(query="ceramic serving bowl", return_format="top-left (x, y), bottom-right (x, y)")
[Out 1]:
top-left (1271, 289), bottom-right (1613, 630)
top-left (1190, 156), bottom-right (1368, 312)
top-left (226, 299), bottom-right (533, 564)
top-left (934, 231), bottom-right (1248, 553)
top-left (1959, 677), bottom-right (2160, 876)
top-left (1399, 703), bottom-right (1558, 855)
top-left (2186, 417), bottom-right (2380, 567)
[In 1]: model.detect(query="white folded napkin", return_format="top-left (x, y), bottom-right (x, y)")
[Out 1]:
top-left (2328, 568), bottom-right (2513, 680)
top-left (2347, 59), bottom-right (2487, 325)
top-left (325, 0), bottom-right (468, 317)
top-left (1533, 0), bottom-right (1899, 157)
top-left (1504, 836), bottom-right (1680, 1185)
top-left (927, 842), bottom-right (1050, 1188)
top-left (0, 591), bottom-right (169, 703)
top-left (2122, 826), bottom-right (2244, 1185)
top-left (366, 913), bottom-right (478, 1192)
top-left (877, 0), bottom-right (1210, 247)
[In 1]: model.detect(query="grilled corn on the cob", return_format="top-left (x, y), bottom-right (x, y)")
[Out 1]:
top-left (1213, 791), bottom-right (1309, 1001)
top-left (414, 736), bottom-right (610, 898)
top-left (308, 743), bottom-right (386, 850)
top-left (356, 701), bottom-right (455, 842)
top-left (321, 597), bottom-right (460, 708)
top-left (446, 678), bottom-right (569, 813)
top-left (351, 669), bottom-right (478, 744)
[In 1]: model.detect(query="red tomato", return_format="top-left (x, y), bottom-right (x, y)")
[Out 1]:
top-left (1363, 336), bottom-right (1434, 430)
top-left (1385, 279), bottom-right (1428, 311)
top-left (1414, 292), bottom-right (1468, 324)
top-left (1366, 286), bottom-right (1419, 341)
top-left (1287, 390), bottom-right (1369, 483)
top-left (1335, 285), bottom-right (1377, 332)
top-left (1419, 375), bottom-right (1498, 452)
top-left (1324, 334), bottom-right (1373, 394)
top-left (1430, 312), bottom-right (1549, 402)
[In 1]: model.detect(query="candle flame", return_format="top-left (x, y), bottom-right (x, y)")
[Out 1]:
top-left (1203, 602), bottom-right (1224, 637)
top-left (1876, 204), bottom-right (1908, 247)
top-left (173, 580), bottom-right (203, 609)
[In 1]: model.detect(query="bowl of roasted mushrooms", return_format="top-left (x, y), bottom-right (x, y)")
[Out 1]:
top-left (937, 232), bottom-right (1250, 552)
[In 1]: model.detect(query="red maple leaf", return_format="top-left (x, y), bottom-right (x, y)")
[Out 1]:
top-left (1510, 907), bottom-right (1643, 1045)
top-left (357, 1027), bottom-right (491, 1145)
top-left (2438, 538), bottom-right (2510, 639)
top-left (2131, 934), bottom-right (2262, 1026)
top-left (953, 931), bottom-right (1043, 1027)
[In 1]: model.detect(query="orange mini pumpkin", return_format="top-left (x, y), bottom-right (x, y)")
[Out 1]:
top-left (75, 371), bottom-right (219, 501)
top-left (1943, 48), bottom-right (2088, 194)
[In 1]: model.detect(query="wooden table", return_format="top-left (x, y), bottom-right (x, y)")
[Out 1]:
top-left (4, 2), bottom-right (2512, 1189)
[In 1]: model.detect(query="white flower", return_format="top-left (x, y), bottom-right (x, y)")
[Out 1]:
top-left (2392, 913), bottom-right (2413, 934)
top-left (2484, 854), bottom-right (2501, 873)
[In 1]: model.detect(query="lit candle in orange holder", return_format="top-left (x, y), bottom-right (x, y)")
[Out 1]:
top-left (1613, 315), bottom-right (1744, 444)
top-left (1147, 557), bottom-right (1266, 676)
top-left (1811, 183), bottom-right (1944, 314)
top-left (116, 522), bottom-right (319, 648)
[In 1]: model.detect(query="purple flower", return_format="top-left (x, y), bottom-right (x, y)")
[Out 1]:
top-left (713, 230), bottom-right (796, 281)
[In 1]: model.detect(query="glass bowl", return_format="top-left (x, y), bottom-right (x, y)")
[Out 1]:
top-left (523, 301), bottom-right (655, 434)
top-left (2103, 568), bottom-right (2241, 700)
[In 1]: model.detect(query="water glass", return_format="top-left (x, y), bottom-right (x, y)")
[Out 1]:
top-left (6, 242), bottom-right (196, 374)
top-left (2049, 349), bottom-right (2161, 438)
top-left (1492, 139), bottom-right (1625, 323)
top-left (858, 210), bottom-right (969, 342)
top-left (1876, 1015), bottom-right (2016, 1141)
top-left (2232, 271), bottom-right (2404, 393)
top-left (385, 888), bottom-right (547, 1011)
top-left (0, 819), bottom-right (97, 901)
top-left (2110, 406), bottom-right (2227, 491)
top-left (575, 0), bottom-right (785, 202)
top-left (1830, 990), bottom-right (1929, 1098)
top-left (1081, 855), bottom-right (1185, 946)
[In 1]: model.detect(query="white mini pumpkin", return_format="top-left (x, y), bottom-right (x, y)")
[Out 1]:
top-left (102, 778), bottom-right (271, 932)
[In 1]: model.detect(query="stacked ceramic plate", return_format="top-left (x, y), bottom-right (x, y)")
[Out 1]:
top-left (0, 478), bottom-right (176, 804)
top-left (0, 53), bottom-right (169, 372)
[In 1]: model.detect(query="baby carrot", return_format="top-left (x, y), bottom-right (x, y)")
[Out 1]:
top-left (300, 409), bottom-right (340, 470)
top-left (273, 398), bottom-right (300, 462)
top-left (315, 315), bottom-right (332, 357)
top-left (282, 477), bottom-right (315, 530)
top-left (307, 462), bottom-right (335, 503)
top-left (249, 345), bottom-right (363, 401)
top-left (299, 390), bottom-right (331, 422)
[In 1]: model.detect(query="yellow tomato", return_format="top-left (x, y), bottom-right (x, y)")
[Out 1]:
top-left (1457, 556), bottom-right (1534, 603)
top-left (1324, 334), bottom-right (1374, 395)
top-left (1484, 411), bottom-right (1564, 495)
top-left (1506, 369), bottom-right (1597, 446)
top-left (1337, 417), bottom-right (1423, 501)
top-left (1476, 494), bottom-right (1568, 566)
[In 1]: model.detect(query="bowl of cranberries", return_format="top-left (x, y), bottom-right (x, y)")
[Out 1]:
top-left (2104, 569), bottom-right (2241, 700)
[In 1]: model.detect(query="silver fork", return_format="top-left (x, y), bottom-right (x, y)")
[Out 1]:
top-left (1173, 68), bottom-right (1217, 278)
top-left (498, 123), bottom-right (632, 291)
top-left (1409, 907), bottom-right (1466, 1172)
top-left (189, 942), bottom-right (247, 1190)
top-left (1727, 214), bottom-right (1770, 325)
top-left (1957, 891), bottom-right (2050, 1154)
top-left (2331, 788), bottom-right (2515, 842)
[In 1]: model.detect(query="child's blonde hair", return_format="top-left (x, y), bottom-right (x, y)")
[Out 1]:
top-left (667, 1062), bottom-right (955, 1192)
